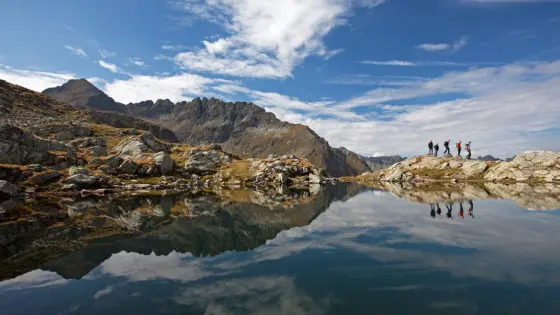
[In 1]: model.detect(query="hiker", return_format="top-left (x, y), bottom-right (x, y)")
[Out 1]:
top-left (465, 141), bottom-right (472, 160)
top-left (445, 203), bottom-right (453, 219)
top-left (430, 203), bottom-right (436, 219)
top-left (459, 202), bottom-right (465, 219)
top-left (434, 143), bottom-right (440, 157)
top-left (436, 203), bottom-right (442, 216)
top-left (467, 200), bottom-right (474, 218)
top-left (456, 140), bottom-right (462, 157)
top-left (443, 139), bottom-right (451, 155)
top-left (428, 140), bottom-right (433, 155)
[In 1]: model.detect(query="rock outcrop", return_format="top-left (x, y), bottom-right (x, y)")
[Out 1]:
top-left (484, 151), bottom-right (560, 183)
top-left (350, 151), bottom-right (560, 184)
top-left (0, 124), bottom-right (79, 167)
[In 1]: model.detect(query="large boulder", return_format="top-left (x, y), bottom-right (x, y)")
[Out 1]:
top-left (484, 151), bottom-right (560, 183)
top-left (153, 152), bottom-right (174, 175)
top-left (184, 149), bottom-right (232, 175)
top-left (114, 131), bottom-right (171, 157)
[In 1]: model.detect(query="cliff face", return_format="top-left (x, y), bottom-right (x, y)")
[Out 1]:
top-left (43, 78), bottom-right (371, 176)
top-left (350, 151), bottom-right (560, 183)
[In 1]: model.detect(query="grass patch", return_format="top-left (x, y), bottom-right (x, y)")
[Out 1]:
top-left (410, 167), bottom-right (461, 179)
top-left (220, 160), bottom-right (253, 181)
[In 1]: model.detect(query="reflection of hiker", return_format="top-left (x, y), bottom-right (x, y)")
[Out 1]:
top-left (446, 203), bottom-right (453, 219)
top-left (459, 202), bottom-right (465, 219)
top-left (428, 140), bottom-right (434, 155)
top-left (430, 203), bottom-right (436, 219)
top-left (467, 200), bottom-right (474, 218)
top-left (443, 139), bottom-right (451, 155)
top-left (436, 203), bottom-right (442, 216)
top-left (434, 143), bottom-right (440, 157)
top-left (456, 141), bottom-right (462, 157)
top-left (465, 141), bottom-right (472, 160)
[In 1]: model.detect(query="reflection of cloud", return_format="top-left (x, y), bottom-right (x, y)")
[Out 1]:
top-left (0, 270), bottom-right (68, 292)
top-left (93, 285), bottom-right (113, 299)
top-left (262, 192), bottom-right (560, 284)
top-left (174, 276), bottom-right (329, 315)
top-left (97, 251), bottom-right (218, 282)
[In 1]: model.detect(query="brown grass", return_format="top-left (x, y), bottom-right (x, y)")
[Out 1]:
top-left (220, 160), bottom-right (253, 180)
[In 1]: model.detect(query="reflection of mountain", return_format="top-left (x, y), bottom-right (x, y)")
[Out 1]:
top-left (0, 183), bottom-right (364, 280)
top-left (369, 181), bottom-right (560, 210)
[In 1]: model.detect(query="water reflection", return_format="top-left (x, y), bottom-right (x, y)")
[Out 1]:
top-left (431, 200), bottom-right (475, 220)
top-left (0, 183), bottom-right (363, 281)
top-left (1, 183), bottom-right (560, 315)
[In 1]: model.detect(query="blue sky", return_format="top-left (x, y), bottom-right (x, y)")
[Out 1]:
top-left (1, 0), bottom-right (559, 157)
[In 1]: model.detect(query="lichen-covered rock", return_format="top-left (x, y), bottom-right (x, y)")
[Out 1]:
top-left (153, 152), bottom-right (174, 175)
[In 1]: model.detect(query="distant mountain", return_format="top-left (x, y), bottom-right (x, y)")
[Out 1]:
top-left (362, 155), bottom-right (406, 171)
top-left (477, 155), bottom-right (502, 161)
top-left (43, 79), bottom-right (128, 113)
top-left (129, 97), bottom-right (371, 177)
top-left (42, 79), bottom-right (178, 142)
top-left (43, 79), bottom-right (370, 176)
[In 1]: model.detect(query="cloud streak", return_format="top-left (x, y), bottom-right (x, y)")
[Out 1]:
top-left (63, 45), bottom-right (88, 58)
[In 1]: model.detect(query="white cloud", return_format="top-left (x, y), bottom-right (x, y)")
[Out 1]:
top-left (171, 0), bottom-right (385, 78)
top-left (128, 57), bottom-right (146, 67)
top-left (416, 37), bottom-right (468, 52)
top-left (63, 45), bottom-right (88, 58)
top-left (98, 49), bottom-right (116, 59)
top-left (0, 65), bottom-right (76, 91)
top-left (98, 60), bottom-right (120, 73)
top-left (103, 72), bottom-right (219, 103)
top-left (416, 43), bottom-right (450, 52)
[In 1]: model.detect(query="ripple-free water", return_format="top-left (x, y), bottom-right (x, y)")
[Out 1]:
top-left (1, 184), bottom-right (560, 315)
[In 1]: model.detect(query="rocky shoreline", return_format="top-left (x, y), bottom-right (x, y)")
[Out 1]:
top-left (344, 151), bottom-right (560, 184)
top-left (0, 125), bottom-right (336, 202)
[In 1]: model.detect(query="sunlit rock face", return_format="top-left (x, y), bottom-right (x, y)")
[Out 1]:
top-left (355, 151), bottom-right (560, 184)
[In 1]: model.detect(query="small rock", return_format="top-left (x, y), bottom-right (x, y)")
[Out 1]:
top-left (0, 180), bottom-right (20, 199)
top-left (30, 171), bottom-right (61, 185)
top-left (28, 164), bottom-right (42, 172)
top-left (69, 166), bottom-right (89, 176)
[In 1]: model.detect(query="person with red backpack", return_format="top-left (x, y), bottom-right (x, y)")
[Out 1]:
top-left (456, 140), bottom-right (462, 157)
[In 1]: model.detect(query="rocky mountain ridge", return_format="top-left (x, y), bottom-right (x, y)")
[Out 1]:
top-left (44, 79), bottom-right (371, 177)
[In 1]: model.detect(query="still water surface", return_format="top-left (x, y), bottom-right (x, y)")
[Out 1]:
top-left (1, 183), bottom-right (560, 315)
